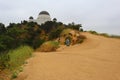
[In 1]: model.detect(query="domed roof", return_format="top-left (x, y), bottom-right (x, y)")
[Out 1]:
top-left (39, 11), bottom-right (50, 15)
top-left (29, 16), bottom-right (34, 19)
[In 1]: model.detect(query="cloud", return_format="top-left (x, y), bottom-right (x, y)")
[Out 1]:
top-left (0, 0), bottom-right (120, 35)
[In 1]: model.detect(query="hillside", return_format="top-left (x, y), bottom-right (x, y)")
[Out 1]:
top-left (16, 32), bottom-right (120, 80)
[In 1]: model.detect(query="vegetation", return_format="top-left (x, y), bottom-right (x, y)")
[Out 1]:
top-left (0, 21), bottom-right (83, 52)
top-left (0, 16), bottom-right (119, 79)
top-left (0, 46), bottom-right (33, 70)
top-left (37, 41), bottom-right (59, 52)
top-left (60, 28), bottom-right (72, 36)
top-left (0, 19), bottom-right (84, 79)
top-left (49, 26), bottom-right (65, 40)
top-left (88, 30), bottom-right (120, 39)
top-left (110, 35), bottom-right (120, 39)
top-left (65, 22), bottom-right (83, 31)
top-left (0, 46), bottom-right (33, 80)
top-left (88, 30), bottom-right (99, 35)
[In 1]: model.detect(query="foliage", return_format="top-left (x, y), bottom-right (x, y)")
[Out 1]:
top-left (41, 21), bottom-right (55, 33)
top-left (110, 35), bottom-right (120, 39)
top-left (11, 71), bottom-right (18, 79)
top-left (88, 30), bottom-right (120, 39)
top-left (99, 33), bottom-right (110, 37)
top-left (0, 53), bottom-right (10, 70)
top-left (38, 41), bottom-right (59, 52)
top-left (0, 35), bottom-right (15, 52)
top-left (0, 20), bottom-right (83, 52)
top-left (0, 19), bottom-right (84, 79)
top-left (88, 30), bottom-right (99, 35)
top-left (0, 46), bottom-right (33, 71)
top-left (0, 23), bottom-right (6, 34)
top-left (65, 22), bottom-right (83, 31)
top-left (49, 26), bottom-right (64, 40)
top-left (60, 29), bottom-right (72, 36)
top-left (0, 22), bottom-right (45, 52)
top-left (8, 46), bottom-right (33, 70)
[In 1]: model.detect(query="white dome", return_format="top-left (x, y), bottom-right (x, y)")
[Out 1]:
top-left (37, 14), bottom-right (51, 25)
top-left (29, 11), bottom-right (51, 25)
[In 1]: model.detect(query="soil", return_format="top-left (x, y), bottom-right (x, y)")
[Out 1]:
top-left (16, 32), bottom-right (120, 80)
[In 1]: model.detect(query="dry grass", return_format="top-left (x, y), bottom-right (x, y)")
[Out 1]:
top-left (36, 41), bottom-right (59, 52)
top-left (60, 29), bottom-right (73, 36)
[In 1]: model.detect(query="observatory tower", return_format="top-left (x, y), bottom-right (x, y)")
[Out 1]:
top-left (29, 11), bottom-right (51, 25)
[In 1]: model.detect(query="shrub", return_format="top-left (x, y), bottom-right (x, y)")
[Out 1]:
top-left (38, 41), bottom-right (59, 52)
top-left (0, 53), bottom-right (10, 70)
top-left (60, 29), bottom-right (72, 36)
top-left (11, 71), bottom-right (18, 79)
top-left (88, 30), bottom-right (98, 35)
top-left (8, 46), bottom-right (33, 70)
top-left (110, 35), bottom-right (120, 39)
top-left (49, 27), bottom-right (64, 40)
top-left (100, 33), bottom-right (110, 37)
top-left (0, 35), bottom-right (15, 52)
top-left (0, 46), bottom-right (33, 71)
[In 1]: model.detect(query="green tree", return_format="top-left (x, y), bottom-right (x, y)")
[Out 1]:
top-left (49, 27), bottom-right (64, 40)
top-left (0, 23), bottom-right (6, 34)
top-left (0, 35), bottom-right (14, 52)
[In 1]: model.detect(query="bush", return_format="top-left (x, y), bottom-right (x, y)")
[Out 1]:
top-left (60, 29), bottom-right (72, 36)
top-left (0, 46), bottom-right (33, 71)
top-left (8, 46), bottom-right (33, 70)
top-left (110, 35), bottom-right (120, 39)
top-left (0, 35), bottom-right (15, 52)
top-left (38, 41), bottom-right (59, 52)
top-left (11, 71), bottom-right (18, 79)
top-left (88, 31), bottom-right (112, 38)
top-left (49, 27), bottom-right (64, 40)
top-left (0, 53), bottom-right (10, 70)
top-left (88, 30), bottom-right (98, 35)
top-left (100, 33), bottom-right (110, 37)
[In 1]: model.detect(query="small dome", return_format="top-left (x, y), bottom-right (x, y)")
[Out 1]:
top-left (29, 16), bottom-right (34, 19)
top-left (39, 11), bottom-right (50, 15)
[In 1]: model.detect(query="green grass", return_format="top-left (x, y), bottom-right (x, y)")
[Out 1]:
top-left (8, 46), bottom-right (33, 70)
top-left (0, 46), bottom-right (33, 70)
top-left (0, 45), bottom-right (33, 80)
top-left (11, 71), bottom-right (18, 79)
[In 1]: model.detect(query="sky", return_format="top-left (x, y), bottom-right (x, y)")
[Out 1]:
top-left (0, 0), bottom-right (120, 35)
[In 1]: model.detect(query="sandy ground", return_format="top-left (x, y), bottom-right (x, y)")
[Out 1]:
top-left (16, 32), bottom-right (120, 80)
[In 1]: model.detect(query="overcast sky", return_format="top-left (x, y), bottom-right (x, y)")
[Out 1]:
top-left (0, 0), bottom-right (120, 35)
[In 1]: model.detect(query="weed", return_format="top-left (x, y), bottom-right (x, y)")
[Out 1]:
top-left (38, 41), bottom-right (59, 52)
top-left (11, 71), bottom-right (18, 79)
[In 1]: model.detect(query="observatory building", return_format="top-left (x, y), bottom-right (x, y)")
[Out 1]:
top-left (29, 11), bottom-right (51, 25)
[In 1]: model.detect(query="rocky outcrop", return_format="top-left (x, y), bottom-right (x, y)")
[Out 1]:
top-left (59, 29), bottom-right (86, 45)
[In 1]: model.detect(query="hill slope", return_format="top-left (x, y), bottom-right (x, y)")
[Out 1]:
top-left (16, 32), bottom-right (120, 80)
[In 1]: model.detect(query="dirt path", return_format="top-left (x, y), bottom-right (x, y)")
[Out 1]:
top-left (17, 32), bottom-right (120, 80)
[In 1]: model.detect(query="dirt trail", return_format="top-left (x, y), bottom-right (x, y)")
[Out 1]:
top-left (17, 32), bottom-right (120, 80)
